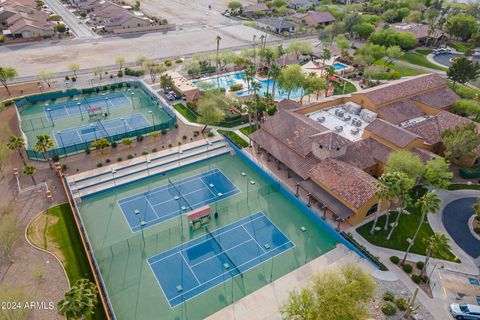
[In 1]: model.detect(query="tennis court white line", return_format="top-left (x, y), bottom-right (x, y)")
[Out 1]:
top-left (199, 177), bottom-right (217, 198)
top-left (180, 251), bottom-right (202, 286)
top-left (144, 196), bottom-right (160, 219)
top-left (241, 224), bottom-right (267, 255)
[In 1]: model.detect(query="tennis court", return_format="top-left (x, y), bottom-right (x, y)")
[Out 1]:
top-left (118, 169), bottom-right (240, 232)
top-left (44, 92), bottom-right (131, 121)
top-left (148, 211), bottom-right (295, 307)
top-left (53, 113), bottom-right (151, 147)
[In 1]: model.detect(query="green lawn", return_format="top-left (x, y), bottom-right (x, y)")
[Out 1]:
top-left (448, 184), bottom-right (480, 191)
top-left (173, 103), bottom-right (248, 128)
top-left (415, 49), bottom-right (433, 55)
top-left (373, 60), bottom-right (425, 77)
top-left (333, 80), bottom-right (357, 95)
top-left (399, 53), bottom-right (448, 71)
top-left (217, 130), bottom-right (249, 148)
top-left (356, 189), bottom-right (458, 262)
top-left (240, 125), bottom-right (258, 136)
top-left (41, 204), bottom-right (106, 320)
top-left (448, 42), bottom-right (469, 53)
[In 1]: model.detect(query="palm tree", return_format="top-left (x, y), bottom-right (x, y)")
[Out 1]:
top-left (401, 191), bottom-right (441, 265)
top-left (7, 135), bottom-right (27, 166)
top-left (215, 35), bottom-right (222, 70)
top-left (370, 173), bottom-right (396, 234)
top-left (23, 165), bottom-right (37, 185)
top-left (252, 34), bottom-right (257, 67)
top-left (380, 172), bottom-right (409, 232)
top-left (269, 64), bottom-right (281, 101)
top-left (244, 65), bottom-right (256, 91)
top-left (250, 81), bottom-right (262, 130)
top-left (386, 175), bottom-right (415, 240)
top-left (420, 232), bottom-right (451, 278)
top-left (58, 278), bottom-right (98, 320)
top-left (34, 134), bottom-right (54, 169)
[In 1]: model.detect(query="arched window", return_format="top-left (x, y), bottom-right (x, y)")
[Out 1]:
top-left (366, 203), bottom-right (378, 217)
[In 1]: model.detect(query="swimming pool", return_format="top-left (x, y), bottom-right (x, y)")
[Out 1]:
top-left (192, 72), bottom-right (303, 100)
top-left (333, 63), bottom-right (348, 70)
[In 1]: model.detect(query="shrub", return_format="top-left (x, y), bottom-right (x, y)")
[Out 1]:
top-left (421, 275), bottom-right (429, 283)
top-left (117, 157), bottom-right (123, 162)
top-left (71, 76), bottom-right (77, 82)
top-left (142, 151), bottom-right (148, 155)
top-left (411, 274), bottom-right (421, 284)
top-left (136, 135), bottom-right (144, 141)
top-left (416, 261), bottom-right (424, 270)
top-left (152, 148), bottom-right (157, 153)
top-left (207, 132), bottom-right (214, 137)
top-left (174, 123), bottom-right (178, 128)
top-left (0, 35), bottom-right (4, 43)
top-left (267, 106), bottom-right (277, 116)
top-left (127, 154), bottom-right (134, 159)
top-left (182, 135), bottom-right (187, 140)
top-left (85, 148), bottom-right (91, 154)
top-left (402, 264), bottom-right (413, 273)
top-left (2, 100), bottom-right (13, 107)
top-left (117, 70), bottom-right (123, 77)
top-left (105, 158), bottom-right (111, 163)
top-left (395, 298), bottom-right (407, 311)
top-left (168, 144), bottom-right (172, 148)
top-left (381, 301), bottom-right (397, 316)
top-left (111, 141), bottom-right (117, 148)
top-left (161, 130), bottom-right (167, 135)
top-left (97, 162), bottom-right (103, 167)
top-left (175, 58), bottom-right (183, 64)
top-left (383, 291), bottom-right (395, 302)
top-left (193, 131), bottom-right (199, 137)
top-left (475, 227), bottom-right (480, 234)
top-left (164, 60), bottom-right (172, 67)
top-left (51, 155), bottom-right (60, 162)
top-left (61, 164), bottom-right (67, 171)
top-left (229, 83), bottom-right (243, 91)
top-left (124, 68), bottom-right (144, 77)
top-left (389, 256), bottom-right (399, 264)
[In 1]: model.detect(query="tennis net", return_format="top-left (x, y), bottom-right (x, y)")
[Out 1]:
top-left (206, 226), bottom-right (240, 274)
top-left (167, 178), bottom-right (194, 211)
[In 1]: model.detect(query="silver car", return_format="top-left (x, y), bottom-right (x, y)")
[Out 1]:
top-left (449, 304), bottom-right (480, 319)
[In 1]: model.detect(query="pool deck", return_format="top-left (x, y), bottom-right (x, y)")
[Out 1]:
top-left (207, 244), bottom-right (376, 320)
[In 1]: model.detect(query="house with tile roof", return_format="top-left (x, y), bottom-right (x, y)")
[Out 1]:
top-left (242, 3), bottom-right (271, 18)
top-left (292, 11), bottom-right (335, 27)
top-left (249, 73), bottom-right (476, 225)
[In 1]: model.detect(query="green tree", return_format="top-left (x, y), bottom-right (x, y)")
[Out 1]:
top-left (280, 264), bottom-right (376, 320)
top-left (269, 64), bottom-right (281, 101)
top-left (143, 60), bottom-right (165, 83)
top-left (385, 150), bottom-right (425, 183)
top-left (385, 45), bottom-right (403, 66)
top-left (286, 41), bottom-right (313, 62)
top-left (442, 122), bottom-right (480, 163)
top-left (344, 13), bottom-right (362, 37)
top-left (37, 70), bottom-right (55, 88)
top-left (7, 135), bottom-right (27, 165)
top-left (115, 56), bottom-right (126, 71)
top-left (22, 165), bottom-right (37, 185)
top-left (401, 191), bottom-right (441, 265)
top-left (357, 43), bottom-right (385, 66)
top-left (159, 74), bottom-right (173, 90)
top-left (423, 157), bottom-right (453, 188)
top-left (447, 56), bottom-right (480, 87)
top-left (405, 10), bottom-right (423, 23)
top-left (0, 204), bottom-right (20, 262)
top-left (56, 23), bottom-right (66, 33)
top-left (277, 64), bottom-right (305, 99)
top-left (197, 89), bottom-right (235, 132)
top-left (473, 197), bottom-right (480, 221)
top-left (58, 278), bottom-right (98, 320)
top-left (227, 1), bottom-right (242, 12)
top-left (215, 35), bottom-right (222, 69)
top-left (420, 232), bottom-right (451, 277)
top-left (445, 14), bottom-right (478, 41)
top-left (122, 137), bottom-right (133, 148)
top-left (352, 22), bottom-right (375, 40)
top-left (396, 32), bottom-right (417, 50)
top-left (0, 66), bottom-right (18, 95)
top-left (370, 172), bottom-right (402, 234)
top-left (68, 63), bottom-right (79, 77)
top-left (90, 138), bottom-right (110, 154)
top-left (397, 7), bottom-right (410, 21)
top-left (34, 134), bottom-right (54, 169)
top-left (386, 174), bottom-right (415, 240)
top-left (335, 35), bottom-right (350, 58)
top-left (453, 99), bottom-right (480, 121)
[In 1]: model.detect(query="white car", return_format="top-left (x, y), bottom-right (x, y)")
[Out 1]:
top-left (449, 304), bottom-right (480, 319)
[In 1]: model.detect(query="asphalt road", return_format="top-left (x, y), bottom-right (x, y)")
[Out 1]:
top-left (442, 197), bottom-right (480, 258)
top-left (43, 0), bottom-right (98, 39)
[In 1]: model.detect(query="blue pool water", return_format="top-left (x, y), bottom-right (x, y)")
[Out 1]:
top-left (192, 72), bottom-right (303, 100)
top-left (333, 63), bottom-right (348, 70)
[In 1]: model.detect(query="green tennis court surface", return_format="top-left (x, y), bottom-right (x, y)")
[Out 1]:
top-left (77, 154), bottom-right (338, 320)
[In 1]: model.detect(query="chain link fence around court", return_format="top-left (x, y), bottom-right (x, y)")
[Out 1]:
top-left (16, 81), bottom-right (177, 160)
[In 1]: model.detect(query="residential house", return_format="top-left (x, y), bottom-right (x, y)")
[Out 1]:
top-left (249, 74), bottom-right (466, 226)
top-left (288, 0), bottom-right (319, 10)
top-left (390, 23), bottom-right (445, 46)
top-left (1, 0), bottom-right (55, 39)
top-left (292, 11), bottom-right (335, 27)
top-left (256, 17), bottom-right (295, 34)
top-left (242, 3), bottom-right (270, 18)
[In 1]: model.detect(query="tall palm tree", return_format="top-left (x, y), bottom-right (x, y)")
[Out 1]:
top-left (34, 134), bottom-right (54, 169)
top-left (7, 135), bottom-right (27, 166)
top-left (420, 232), bottom-right (451, 278)
top-left (380, 172), bottom-right (409, 231)
top-left (386, 175), bottom-right (415, 240)
top-left (252, 34), bottom-right (257, 67)
top-left (23, 165), bottom-right (37, 185)
top-left (269, 64), bottom-right (281, 101)
top-left (401, 191), bottom-right (441, 265)
top-left (58, 278), bottom-right (98, 320)
top-left (215, 35), bottom-right (222, 69)
top-left (251, 81), bottom-right (262, 130)
top-left (244, 65), bottom-right (256, 91)
top-left (370, 173), bottom-right (397, 234)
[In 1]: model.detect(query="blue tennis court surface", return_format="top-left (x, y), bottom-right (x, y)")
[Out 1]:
top-left (118, 169), bottom-right (240, 232)
top-left (53, 113), bottom-right (150, 147)
top-left (469, 277), bottom-right (480, 286)
top-left (148, 211), bottom-right (295, 307)
top-left (44, 92), bottom-right (130, 121)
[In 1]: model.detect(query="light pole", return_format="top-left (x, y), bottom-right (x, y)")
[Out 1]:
top-left (111, 168), bottom-right (116, 186)
top-left (90, 78), bottom-right (94, 88)
top-left (77, 102), bottom-right (84, 120)
top-left (46, 105), bottom-right (54, 126)
top-left (134, 209), bottom-right (146, 243)
top-left (57, 131), bottom-right (66, 154)
top-left (121, 117), bottom-right (127, 133)
top-left (131, 92), bottom-right (135, 108)
top-left (241, 172), bottom-right (255, 204)
top-left (90, 124), bottom-right (97, 141)
top-left (146, 158), bottom-right (151, 176)
top-left (65, 81), bottom-right (70, 89)
top-left (427, 261), bottom-right (444, 286)
top-left (105, 97), bottom-right (110, 115)
top-left (177, 149), bottom-right (183, 167)
top-left (149, 110), bottom-right (155, 126)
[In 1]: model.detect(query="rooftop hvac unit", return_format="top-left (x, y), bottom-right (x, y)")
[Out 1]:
top-left (351, 127), bottom-right (359, 135)
top-left (334, 125), bottom-right (343, 132)
top-left (316, 116), bottom-right (326, 123)
top-left (360, 109), bottom-right (377, 123)
top-left (335, 109), bottom-right (344, 117)
top-left (343, 114), bottom-right (351, 121)
top-left (352, 118), bottom-right (362, 127)
top-left (345, 102), bottom-right (361, 115)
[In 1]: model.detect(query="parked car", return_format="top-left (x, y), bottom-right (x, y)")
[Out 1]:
top-left (449, 304), bottom-right (480, 319)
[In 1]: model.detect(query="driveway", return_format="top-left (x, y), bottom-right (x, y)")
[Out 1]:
top-left (442, 197), bottom-right (480, 258)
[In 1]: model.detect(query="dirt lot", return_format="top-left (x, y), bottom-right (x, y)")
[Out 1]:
top-left (122, 0), bottom-right (253, 27)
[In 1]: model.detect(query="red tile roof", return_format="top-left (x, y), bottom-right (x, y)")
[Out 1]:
top-left (411, 86), bottom-right (459, 110)
top-left (309, 158), bottom-right (378, 209)
top-left (377, 100), bottom-right (425, 125)
top-left (311, 131), bottom-right (351, 151)
top-left (365, 118), bottom-right (420, 148)
top-left (277, 99), bottom-right (302, 110)
top-left (339, 137), bottom-right (394, 169)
